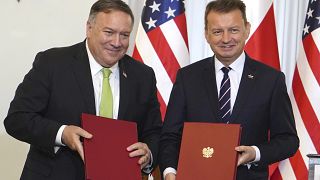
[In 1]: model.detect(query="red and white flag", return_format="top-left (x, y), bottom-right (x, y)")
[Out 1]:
top-left (244, 0), bottom-right (280, 69)
top-left (133, 0), bottom-right (189, 119)
top-left (243, 0), bottom-right (281, 178)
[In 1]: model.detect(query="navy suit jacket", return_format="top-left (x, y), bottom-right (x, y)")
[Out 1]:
top-left (4, 41), bottom-right (162, 180)
top-left (159, 55), bottom-right (299, 180)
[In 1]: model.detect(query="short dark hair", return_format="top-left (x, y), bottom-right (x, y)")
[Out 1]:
top-left (88, 0), bottom-right (134, 25)
top-left (204, 0), bottom-right (247, 30)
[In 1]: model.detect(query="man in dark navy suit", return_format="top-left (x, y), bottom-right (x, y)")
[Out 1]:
top-left (159, 0), bottom-right (299, 179)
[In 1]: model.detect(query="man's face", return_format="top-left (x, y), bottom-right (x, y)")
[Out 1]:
top-left (86, 11), bottom-right (132, 67)
top-left (205, 9), bottom-right (250, 65)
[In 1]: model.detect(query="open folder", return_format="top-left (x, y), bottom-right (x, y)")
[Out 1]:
top-left (176, 122), bottom-right (241, 180)
top-left (81, 113), bottom-right (142, 180)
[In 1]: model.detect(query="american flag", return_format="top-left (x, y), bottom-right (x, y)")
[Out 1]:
top-left (279, 0), bottom-right (320, 179)
top-left (133, 0), bottom-right (189, 118)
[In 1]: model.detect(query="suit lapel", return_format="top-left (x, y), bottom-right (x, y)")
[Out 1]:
top-left (203, 57), bottom-right (219, 121)
top-left (71, 41), bottom-right (96, 115)
top-left (117, 56), bottom-right (131, 119)
top-left (231, 55), bottom-right (256, 123)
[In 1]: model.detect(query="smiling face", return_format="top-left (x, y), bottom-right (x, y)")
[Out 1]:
top-left (205, 9), bottom-right (250, 66)
top-left (86, 10), bottom-right (132, 67)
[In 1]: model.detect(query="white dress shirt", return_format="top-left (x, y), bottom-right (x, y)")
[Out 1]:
top-left (163, 52), bottom-right (260, 178)
top-left (54, 41), bottom-right (120, 151)
top-left (55, 42), bottom-right (153, 173)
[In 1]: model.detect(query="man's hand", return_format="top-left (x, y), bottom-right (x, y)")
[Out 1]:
top-left (127, 142), bottom-right (151, 169)
top-left (164, 173), bottom-right (176, 180)
top-left (235, 145), bottom-right (256, 166)
top-left (62, 125), bottom-right (92, 161)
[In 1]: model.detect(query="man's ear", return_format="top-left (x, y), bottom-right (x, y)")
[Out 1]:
top-left (86, 21), bottom-right (92, 37)
top-left (204, 29), bottom-right (209, 43)
top-left (245, 22), bottom-right (251, 39)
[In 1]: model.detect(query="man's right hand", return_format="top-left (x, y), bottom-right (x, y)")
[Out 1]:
top-left (165, 173), bottom-right (176, 180)
top-left (62, 125), bottom-right (92, 161)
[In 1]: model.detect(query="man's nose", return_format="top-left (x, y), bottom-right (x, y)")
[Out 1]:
top-left (111, 34), bottom-right (121, 47)
top-left (222, 32), bottom-right (231, 43)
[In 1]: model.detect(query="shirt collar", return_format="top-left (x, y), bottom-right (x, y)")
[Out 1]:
top-left (215, 52), bottom-right (245, 73)
top-left (86, 41), bottom-right (119, 77)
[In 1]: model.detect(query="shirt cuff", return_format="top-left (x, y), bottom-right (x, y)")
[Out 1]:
top-left (245, 145), bottom-right (260, 169)
top-left (54, 125), bottom-right (66, 153)
top-left (142, 150), bottom-right (153, 174)
top-left (252, 145), bottom-right (261, 162)
top-left (163, 167), bottom-right (177, 179)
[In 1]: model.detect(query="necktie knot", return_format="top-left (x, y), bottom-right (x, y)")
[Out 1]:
top-left (221, 67), bottom-right (231, 74)
top-left (102, 68), bottom-right (112, 78)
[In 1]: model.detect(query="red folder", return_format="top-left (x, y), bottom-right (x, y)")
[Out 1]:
top-left (176, 122), bottom-right (241, 180)
top-left (82, 113), bottom-right (142, 180)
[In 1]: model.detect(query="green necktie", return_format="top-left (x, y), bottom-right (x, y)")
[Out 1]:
top-left (99, 68), bottom-right (113, 118)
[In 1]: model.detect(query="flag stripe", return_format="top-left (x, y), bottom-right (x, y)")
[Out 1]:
top-left (245, 0), bottom-right (272, 38)
top-left (303, 34), bottom-right (320, 86)
top-left (157, 90), bottom-right (166, 120)
top-left (296, 42), bottom-right (320, 123)
top-left (292, 69), bottom-right (320, 153)
top-left (291, 92), bottom-right (316, 166)
top-left (134, 23), bottom-right (173, 104)
top-left (270, 167), bottom-right (283, 180)
top-left (160, 17), bottom-right (189, 68)
top-left (278, 159), bottom-right (296, 180)
top-left (174, 13), bottom-right (189, 48)
top-left (289, 150), bottom-right (308, 179)
top-left (132, 47), bottom-right (168, 120)
top-left (245, 5), bottom-right (280, 69)
top-left (148, 26), bottom-right (181, 83)
top-left (313, 28), bottom-right (320, 50)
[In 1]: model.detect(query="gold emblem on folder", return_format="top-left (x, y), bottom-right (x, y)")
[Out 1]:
top-left (202, 147), bottom-right (214, 158)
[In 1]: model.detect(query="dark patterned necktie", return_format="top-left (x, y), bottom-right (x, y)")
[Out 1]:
top-left (218, 67), bottom-right (231, 123)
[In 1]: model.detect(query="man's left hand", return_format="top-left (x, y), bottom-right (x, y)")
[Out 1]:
top-left (235, 145), bottom-right (256, 166)
top-left (127, 142), bottom-right (151, 169)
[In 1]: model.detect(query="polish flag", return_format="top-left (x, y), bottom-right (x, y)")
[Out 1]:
top-left (243, 0), bottom-right (281, 178)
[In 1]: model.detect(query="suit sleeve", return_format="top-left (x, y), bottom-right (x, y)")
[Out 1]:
top-left (258, 72), bottom-right (299, 165)
top-left (4, 52), bottom-right (62, 157)
top-left (159, 69), bottom-right (186, 173)
top-left (139, 68), bottom-right (163, 169)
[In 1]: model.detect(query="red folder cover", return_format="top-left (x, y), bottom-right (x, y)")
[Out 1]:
top-left (82, 113), bottom-right (142, 180)
top-left (176, 122), bottom-right (241, 180)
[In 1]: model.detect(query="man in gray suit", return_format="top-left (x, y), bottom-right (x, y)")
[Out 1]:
top-left (4, 0), bottom-right (162, 179)
top-left (159, 0), bottom-right (299, 179)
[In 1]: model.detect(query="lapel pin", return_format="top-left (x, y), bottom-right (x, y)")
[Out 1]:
top-left (122, 71), bottom-right (127, 78)
top-left (248, 74), bottom-right (254, 79)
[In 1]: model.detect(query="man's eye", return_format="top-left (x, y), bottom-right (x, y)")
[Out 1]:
top-left (104, 31), bottom-right (113, 35)
top-left (121, 34), bottom-right (129, 38)
top-left (213, 31), bottom-right (222, 36)
top-left (231, 29), bottom-right (239, 34)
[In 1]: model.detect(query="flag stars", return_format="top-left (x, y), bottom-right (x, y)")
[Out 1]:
top-left (149, 1), bottom-right (161, 13)
top-left (307, 8), bottom-right (314, 19)
top-left (316, 17), bottom-right (320, 24)
top-left (165, 6), bottom-right (176, 19)
top-left (146, 17), bottom-right (157, 29)
top-left (303, 24), bottom-right (310, 35)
